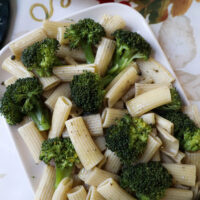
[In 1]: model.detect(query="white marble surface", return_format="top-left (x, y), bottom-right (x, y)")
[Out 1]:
top-left (1, 0), bottom-right (200, 199)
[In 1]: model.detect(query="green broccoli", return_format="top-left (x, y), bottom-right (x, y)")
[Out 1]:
top-left (0, 77), bottom-right (51, 131)
top-left (64, 18), bottom-right (105, 64)
top-left (120, 161), bottom-right (172, 200)
top-left (158, 111), bottom-right (200, 152)
top-left (105, 114), bottom-right (152, 164)
top-left (156, 88), bottom-right (182, 112)
top-left (102, 29), bottom-right (151, 87)
top-left (39, 137), bottom-right (80, 188)
top-left (21, 38), bottom-right (61, 77)
top-left (70, 71), bottom-right (105, 113)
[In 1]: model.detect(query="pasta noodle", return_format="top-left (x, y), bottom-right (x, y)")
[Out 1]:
top-left (52, 177), bottom-right (73, 200)
top-left (83, 114), bottom-right (103, 136)
top-left (102, 108), bottom-right (128, 128)
top-left (100, 15), bottom-right (126, 38)
top-left (2, 57), bottom-right (34, 78)
top-left (18, 121), bottom-right (44, 164)
top-left (39, 75), bottom-right (61, 91)
top-left (105, 65), bottom-right (138, 107)
top-left (53, 64), bottom-right (96, 81)
top-left (4, 76), bottom-right (17, 87)
top-left (48, 96), bottom-right (72, 138)
top-left (86, 186), bottom-right (105, 200)
top-left (67, 185), bottom-right (87, 200)
top-left (84, 167), bottom-right (119, 187)
top-left (95, 37), bottom-right (116, 76)
top-left (104, 149), bottom-right (121, 174)
top-left (126, 86), bottom-right (171, 117)
top-left (163, 163), bottom-right (196, 187)
top-left (34, 165), bottom-right (56, 200)
top-left (97, 178), bottom-right (136, 200)
top-left (9, 28), bottom-right (46, 58)
top-left (94, 136), bottom-right (106, 152)
top-left (45, 83), bottom-right (71, 110)
top-left (65, 117), bottom-right (104, 170)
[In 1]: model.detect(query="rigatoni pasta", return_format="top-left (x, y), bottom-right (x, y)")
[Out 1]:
top-left (53, 64), bottom-right (96, 81)
top-left (95, 37), bottom-right (116, 76)
top-left (105, 65), bottom-right (138, 107)
top-left (100, 15), bottom-right (126, 38)
top-left (97, 178), bottom-right (136, 200)
top-left (67, 185), bottom-right (87, 200)
top-left (2, 57), bottom-right (34, 78)
top-left (39, 75), bottom-right (61, 91)
top-left (126, 86), bottom-right (171, 117)
top-left (102, 108), bottom-right (128, 128)
top-left (34, 165), bottom-right (56, 200)
top-left (52, 178), bottom-right (73, 200)
top-left (18, 121), bottom-right (44, 164)
top-left (48, 96), bottom-right (72, 138)
top-left (45, 83), bottom-right (71, 110)
top-left (4, 76), bottom-right (17, 87)
top-left (9, 28), bottom-right (46, 58)
top-left (86, 186), bottom-right (105, 200)
top-left (65, 117), bottom-right (104, 170)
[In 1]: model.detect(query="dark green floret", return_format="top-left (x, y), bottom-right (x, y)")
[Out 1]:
top-left (105, 114), bottom-right (152, 164)
top-left (21, 38), bottom-right (61, 77)
top-left (0, 77), bottom-right (51, 131)
top-left (102, 29), bottom-right (151, 87)
top-left (156, 88), bottom-right (182, 112)
top-left (40, 137), bottom-right (80, 188)
top-left (70, 71), bottom-right (105, 114)
top-left (158, 111), bottom-right (200, 152)
top-left (64, 18), bottom-right (105, 64)
top-left (120, 161), bottom-right (172, 200)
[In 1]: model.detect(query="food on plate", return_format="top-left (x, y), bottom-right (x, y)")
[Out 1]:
top-left (0, 14), bottom-right (200, 200)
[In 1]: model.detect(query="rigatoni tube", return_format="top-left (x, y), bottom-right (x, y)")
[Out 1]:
top-left (67, 185), bottom-right (87, 200)
top-left (100, 15), bottom-right (126, 38)
top-left (95, 37), bottom-right (116, 76)
top-left (48, 96), bottom-right (72, 138)
top-left (9, 28), bottom-right (46, 58)
top-left (45, 83), bottom-right (71, 110)
top-left (39, 75), bottom-right (61, 91)
top-left (105, 65), bottom-right (138, 107)
top-left (2, 57), bottom-right (34, 78)
top-left (97, 178), bottom-right (136, 200)
top-left (163, 163), bottom-right (196, 187)
top-left (87, 186), bottom-right (105, 200)
top-left (52, 178), bottom-right (73, 200)
top-left (126, 86), bottom-right (171, 117)
top-left (65, 117), bottom-right (104, 170)
top-left (18, 121), bottom-right (45, 164)
top-left (53, 64), bottom-right (96, 82)
top-left (34, 165), bottom-right (56, 200)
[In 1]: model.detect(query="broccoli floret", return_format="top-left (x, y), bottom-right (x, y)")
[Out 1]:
top-left (120, 161), bottom-right (172, 200)
top-left (105, 114), bottom-right (152, 164)
top-left (0, 78), bottom-right (51, 131)
top-left (102, 29), bottom-right (151, 87)
top-left (40, 137), bottom-right (80, 188)
top-left (156, 88), bottom-right (182, 112)
top-left (21, 38), bottom-right (60, 77)
top-left (70, 71), bottom-right (105, 113)
top-left (64, 18), bottom-right (105, 64)
top-left (158, 111), bottom-right (200, 152)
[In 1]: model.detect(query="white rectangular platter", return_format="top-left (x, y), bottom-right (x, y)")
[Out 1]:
top-left (0, 3), bottom-right (189, 193)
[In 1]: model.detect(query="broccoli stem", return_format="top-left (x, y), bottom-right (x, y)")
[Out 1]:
top-left (28, 101), bottom-right (51, 131)
top-left (81, 42), bottom-right (95, 64)
top-left (55, 166), bottom-right (73, 188)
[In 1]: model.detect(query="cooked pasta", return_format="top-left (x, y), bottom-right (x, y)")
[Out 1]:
top-left (65, 117), bottom-right (104, 170)
top-left (67, 185), bottom-right (87, 200)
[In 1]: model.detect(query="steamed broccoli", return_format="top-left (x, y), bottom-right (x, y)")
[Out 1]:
top-left (70, 71), bottom-right (105, 113)
top-left (120, 161), bottom-right (172, 200)
top-left (40, 137), bottom-right (80, 188)
top-left (21, 38), bottom-right (61, 77)
top-left (158, 111), bottom-right (200, 152)
top-left (102, 29), bottom-right (151, 87)
top-left (64, 18), bottom-right (105, 64)
top-left (105, 114), bottom-right (152, 164)
top-left (156, 88), bottom-right (182, 112)
top-left (0, 77), bottom-right (51, 131)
